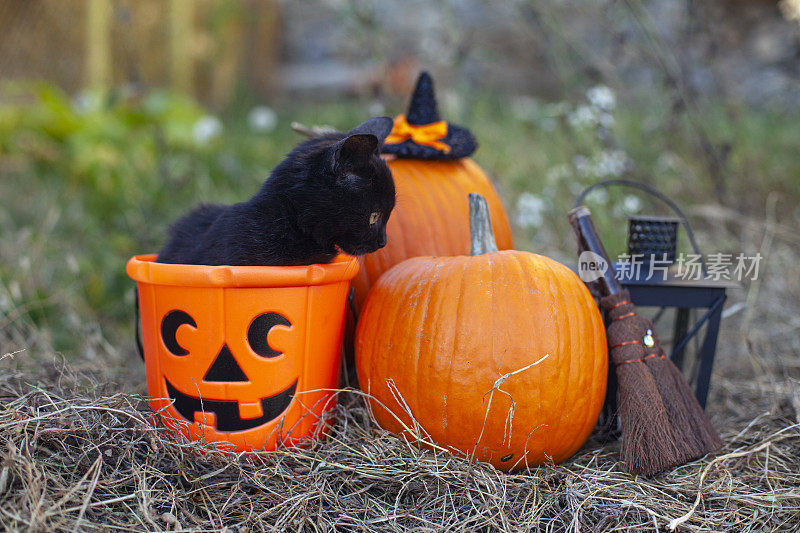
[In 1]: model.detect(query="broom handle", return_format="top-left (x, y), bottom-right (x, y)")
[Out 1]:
top-left (567, 206), bottom-right (623, 296)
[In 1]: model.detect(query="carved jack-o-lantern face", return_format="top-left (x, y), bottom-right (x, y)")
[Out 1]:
top-left (128, 254), bottom-right (359, 452)
top-left (146, 284), bottom-right (313, 449)
top-left (160, 309), bottom-right (296, 431)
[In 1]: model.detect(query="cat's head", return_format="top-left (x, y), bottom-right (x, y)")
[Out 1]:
top-left (313, 117), bottom-right (397, 256)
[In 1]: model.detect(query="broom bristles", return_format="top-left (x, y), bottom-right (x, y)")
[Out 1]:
top-left (602, 291), bottom-right (722, 475)
top-left (639, 315), bottom-right (723, 458)
top-left (648, 352), bottom-right (723, 453)
top-left (614, 361), bottom-right (682, 476)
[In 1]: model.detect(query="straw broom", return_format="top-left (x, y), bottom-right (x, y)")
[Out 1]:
top-left (568, 206), bottom-right (721, 476)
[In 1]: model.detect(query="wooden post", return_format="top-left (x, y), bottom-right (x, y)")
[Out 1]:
top-left (170, 0), bottom-right (194, 94)
top-left (86, 0), bottom-right (112, 89)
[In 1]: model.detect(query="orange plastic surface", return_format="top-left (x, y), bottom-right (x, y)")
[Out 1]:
top-left (127, 254), bottom-right (359, 452)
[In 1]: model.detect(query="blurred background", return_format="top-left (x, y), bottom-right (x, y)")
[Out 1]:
top-left (0, 0), bottom-right (798, 390)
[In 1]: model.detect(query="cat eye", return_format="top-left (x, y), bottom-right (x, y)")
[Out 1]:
top-left (369, 212), bottom-right (380, 226)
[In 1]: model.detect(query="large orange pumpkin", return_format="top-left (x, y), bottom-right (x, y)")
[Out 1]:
top-left (355, 194), bottom-right (607, 471)
top-left (350, 71), bottom-right (513, 314)
top-left (351, 157), bottom-right (513, 311)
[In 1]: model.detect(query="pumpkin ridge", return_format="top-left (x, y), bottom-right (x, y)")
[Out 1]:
top-left (512, 251), bottom-right (546, 462)
top-left (369, 266), bottom-right (408, 429)
top-left (545, 260), bottom-right (585, 462)
top-left (505, 251), bottom-right (534, 459)
top-left (408, 162), bottom-right (451, 257)
top-left (389, 190), bottom-right (410, 270)
top-left (400, 162), bottom-right (438, 258)
top-left (419, 261), bottom-right (446, 435)
top-left (441, 162), bottom-right (473, 255)
top-left (393, 262), bottom-right (430, 433)
top-left (490, 252), bottom-right (517, 458)
top-left (542, 256), bottom-right (580, 461)
top-left (409, 259), bottom-right (437, 439)
top-left (445, 258), bottom-right (470, 451)
top-left (440, 161), bottom-right (474, 255)
top-left (401, 163), bottom-right (436, 256)
top-left (474, 254), bottom-right (498, 458)
top-left (545, 257), bottom-right (598, 461)
top-left (567, 273), bottom-right (596, 456)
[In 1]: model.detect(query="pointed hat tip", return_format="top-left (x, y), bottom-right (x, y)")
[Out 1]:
top-left (406, 70), bottom-right (440, 125)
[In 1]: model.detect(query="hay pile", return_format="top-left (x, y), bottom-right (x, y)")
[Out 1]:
top-left (1, 354), bottom-right (798, 532)
top-left (2, 203), bottom-right (799, 532)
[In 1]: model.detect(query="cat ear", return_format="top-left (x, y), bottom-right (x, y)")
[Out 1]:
top-left (346, 116), bottom-right (394, 145)
top-left (329, 134), bottom-right (377, 189)
top-left (329, 133), bottom-right (379, 171)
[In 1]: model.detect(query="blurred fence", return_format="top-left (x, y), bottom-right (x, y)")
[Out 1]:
top-left (1, 1), bottom-right (798, 107)
top-left (0, 0), bottom-right (280, 107)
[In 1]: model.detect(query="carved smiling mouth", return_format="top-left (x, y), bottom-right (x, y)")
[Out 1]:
top-left (165, 378), bottom-right (297, 432)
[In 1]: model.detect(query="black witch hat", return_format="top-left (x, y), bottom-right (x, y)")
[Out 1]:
top-left (382, 71), bottom-right (478, 160)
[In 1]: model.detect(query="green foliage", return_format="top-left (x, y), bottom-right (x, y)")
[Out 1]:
top-left (0, 84), bottom-right (394, 354)
top-left (1, 82), bottom-right (798, 356)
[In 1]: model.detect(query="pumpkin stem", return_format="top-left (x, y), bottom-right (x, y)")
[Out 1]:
top-left (469, 193), bottom-right (499, 256)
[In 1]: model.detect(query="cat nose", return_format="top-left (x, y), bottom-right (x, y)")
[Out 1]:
top-left (378, 230), bottom-right (387, 247)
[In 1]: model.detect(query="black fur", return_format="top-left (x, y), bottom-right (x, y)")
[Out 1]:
top-left (156, 117), bottom-right (396, 266)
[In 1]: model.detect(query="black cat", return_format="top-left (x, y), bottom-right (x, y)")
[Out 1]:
top-left (156, 117), bottom-right (396, 266)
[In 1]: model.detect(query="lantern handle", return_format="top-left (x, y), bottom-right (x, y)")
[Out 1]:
top-left (573, 179), bottom-right (705, 274)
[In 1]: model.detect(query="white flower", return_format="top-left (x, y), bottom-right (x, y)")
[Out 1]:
top-left (247, 106), bottom-right (277, 133)
top-left (586, 85), bottom-right (616, 111)
top-left (567, 105), bottom-right (598, 130)
top-left (515, 192), bottom-right (548, 229)
top-left (779, 0), bottom-right (800, 21)
top-left (192, 115), bottom-right (223, 145)
top-left (593, 188), bottom-right (609, 205)
top-left (594, 149), bottom-right (629, 178)
top-left (623, 195), bottom-right (642, 213)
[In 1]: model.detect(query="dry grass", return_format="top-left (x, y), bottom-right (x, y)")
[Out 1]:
top-left (0, 350), bottom-right (798, 531)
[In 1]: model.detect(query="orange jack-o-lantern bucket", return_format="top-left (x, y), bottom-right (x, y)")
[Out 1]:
top-left (127, 254), bottom-right (359, 452)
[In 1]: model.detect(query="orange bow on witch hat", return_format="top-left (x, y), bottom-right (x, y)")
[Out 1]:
top-left (381, 71), bottom-right (477, 160)
top-left (385, 114), bottom-right (451, 153)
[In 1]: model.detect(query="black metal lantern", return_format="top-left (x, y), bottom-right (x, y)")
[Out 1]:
top-left (627, 215), bottom-right (680, 264)
top-left (573, 179), bottom-right (736, 438)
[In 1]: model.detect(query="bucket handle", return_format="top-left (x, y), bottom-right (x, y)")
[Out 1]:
top-left (134, 289), bottom-right (144, 360)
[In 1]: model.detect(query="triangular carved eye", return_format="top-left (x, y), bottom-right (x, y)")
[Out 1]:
top-left (204, 344), bottom-right (248, 382)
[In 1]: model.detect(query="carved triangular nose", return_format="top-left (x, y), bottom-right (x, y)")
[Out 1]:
top-left (203, 344), bottom-right (249, 382)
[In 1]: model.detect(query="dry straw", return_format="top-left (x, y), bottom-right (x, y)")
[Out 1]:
top-left (0, 354), bottom-right (798, 532)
